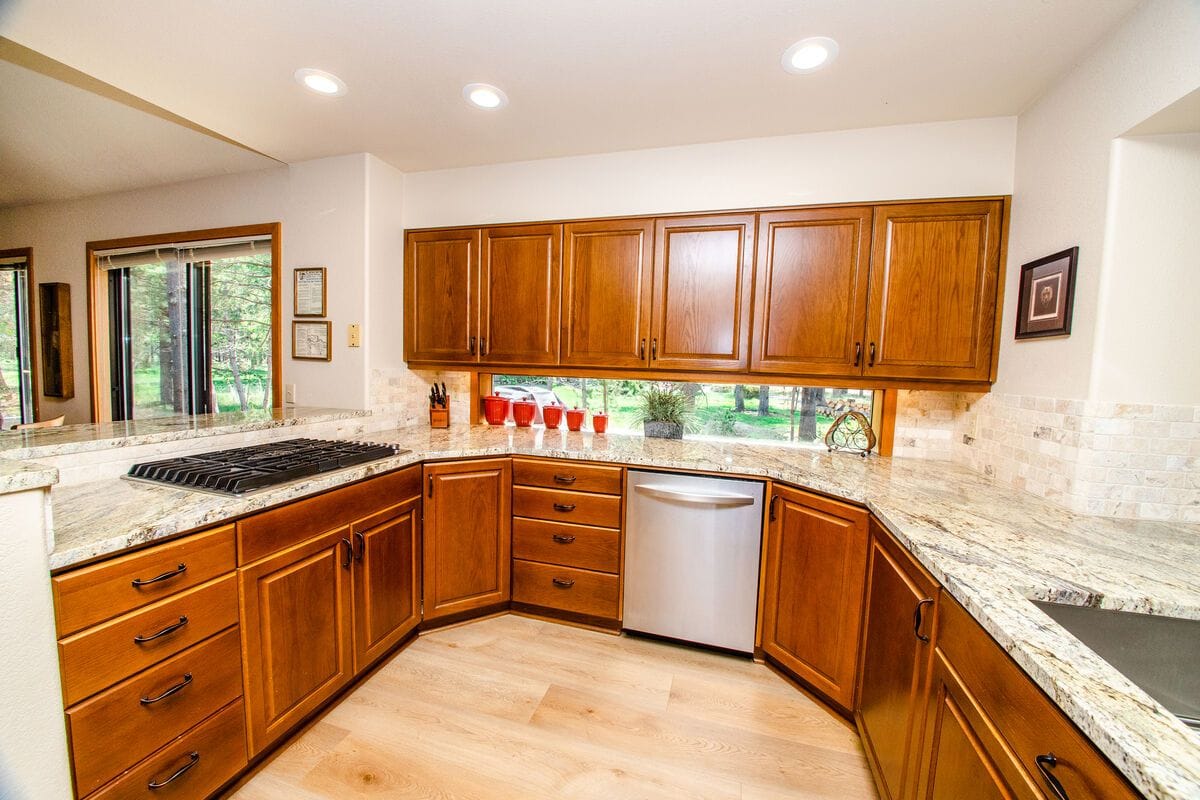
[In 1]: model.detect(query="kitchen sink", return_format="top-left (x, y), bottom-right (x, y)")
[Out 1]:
top-left (1033, 601), bottom-right (1200, 731)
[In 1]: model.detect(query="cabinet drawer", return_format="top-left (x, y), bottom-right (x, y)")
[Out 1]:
top-left (513, 458), bottom-right (622, 494)
top-left (59, 575), bottom-right (239, 706)
top-left (512, 486), bottom-right (621, 528)
top-left (53, 526), bottom-right (235, 638)
top-left (513, 559), bottom-right (619, 619)
top-left (88, 698), bottom-right (247, 800)
top-left (67, 628), bottom-right (243, 798)
top-left (512, 518), bottom-right (620, 573)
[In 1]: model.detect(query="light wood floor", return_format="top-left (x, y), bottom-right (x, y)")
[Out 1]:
top-left (229, 614), bottom-right (880, 799)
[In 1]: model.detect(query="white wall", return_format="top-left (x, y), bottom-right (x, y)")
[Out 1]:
top-left (1091, 133), bottom-right (1200, 404)
top-left (996, 0), bottom-right (1200, 400)
top-left (366, 155), bottom-right (406, 376)
top-left (402, 117), bottom-right (1017, 228)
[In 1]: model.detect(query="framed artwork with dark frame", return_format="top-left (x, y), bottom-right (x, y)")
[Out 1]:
top-left (292, 320), bottom-right (332, 361)
top-left (293, 266), bottom-right (327, 317)
top-left (1015, 247), bottom-right (1078, 339)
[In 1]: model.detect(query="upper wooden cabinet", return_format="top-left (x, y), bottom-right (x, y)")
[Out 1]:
top-left (865, 200), bottom-right (1004, 382)
top-left (479, 224), bottom-right (562, 365)
top-left (751, 207), bottom-right (873, 377)
top-left (561, 218), bottom-right (654, 369)
top-left (405, 227), bottom-right (480, 363)
top-left (650, 214), bottom-right (755, 370)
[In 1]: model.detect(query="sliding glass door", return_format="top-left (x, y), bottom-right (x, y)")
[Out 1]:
top-left (0, 253), bottom-right (35, 427)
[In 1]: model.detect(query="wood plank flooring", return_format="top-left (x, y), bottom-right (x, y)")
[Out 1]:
top-left (229, 614), bottom-right (879, 799)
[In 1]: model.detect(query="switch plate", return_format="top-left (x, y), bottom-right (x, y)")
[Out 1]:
top-left (284, 384), bottom-right (296, 404)
top-left (348, 323), bottom-right (361, 348)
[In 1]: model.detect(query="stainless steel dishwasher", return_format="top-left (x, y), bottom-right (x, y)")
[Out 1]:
top-left (623, 469), bottom-right (764, 653)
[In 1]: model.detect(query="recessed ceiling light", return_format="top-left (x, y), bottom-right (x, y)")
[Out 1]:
top-left (781, 37), bottom-right (839, 74)
top-left (463, 83), bottom-right (508, 110)
top-left (295, 68), bottom-right (347, 97)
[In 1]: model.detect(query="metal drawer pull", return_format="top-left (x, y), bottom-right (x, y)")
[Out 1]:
top-left (552, 577), bottom-right (575, 588)
top-left (140, 673), bottom-right (193, 705)
top-left (552, 534), bottom-right (576, 544)
top-left (913, 598), bottom-right (934, 643)
top-left (553, 503), bottom-right (576, 512)
top-left (634, 484), bottom-right (756, 507)
top-left (354, 531), bottom-right (366, 562)
top-left (131, 563), bottom-right (187, 587)
top-left (553, 474), bottom-right (577, 484)
top-left (1035, 753), bottom-right (1069, 800)
top-left (147, 751), bottom-right (199, 790)
top-left (134, 616), bottom-right (189, 644)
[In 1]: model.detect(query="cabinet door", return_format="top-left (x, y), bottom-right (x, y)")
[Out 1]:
top-left (760, 485), bottom-right (868, 712)
top-left (650, 214), bottom-right (755, 370)
top-left (422, 459), bottom-right (512, 622)
top-left (479, 224), bottom-right (562, 365)
top-left (561, 219), bottom-right (654, 368)
top-left (855, 519), bottom-right (939, 800)
top-left (405, 227), bottom-right (480, 363)
top-left (751, 207), bottom-right (872, 376)
top-left (239, 528), bottom-right (353, 755)
top-left (351, 495), bottom-right (421, 672)
top-left (865, 200), bottom-right (1003, 381)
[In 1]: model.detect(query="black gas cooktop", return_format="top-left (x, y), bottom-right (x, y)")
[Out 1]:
top-left (125, 438), bottom-right (406, 496)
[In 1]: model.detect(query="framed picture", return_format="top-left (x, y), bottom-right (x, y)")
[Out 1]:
top-left (1015, 247), bottom-right (1078, 339)
top-left (293, 267), bottom-right (327, 317)
top-left (292, 320), bottom-right (332, 361)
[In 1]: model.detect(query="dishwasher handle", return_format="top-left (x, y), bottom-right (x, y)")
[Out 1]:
top-left (633, 483), bottom-right (757, 507)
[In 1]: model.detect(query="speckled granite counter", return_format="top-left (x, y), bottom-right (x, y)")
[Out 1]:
top-left (44, 424), bottom-right (1200, 800)
top-left (0, 457), bottom-right (57, 494)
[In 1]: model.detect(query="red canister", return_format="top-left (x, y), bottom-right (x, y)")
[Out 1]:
top-left (482, 395), bottom-right (510, 426)
top-left (565, 407), bottom-right (586, 432)
top-left (542, 404), bottom-right (563, 429)
top-left (512, 400), bottom-right (537, 427)
top-left (591, 412), bottom-right (609, 434)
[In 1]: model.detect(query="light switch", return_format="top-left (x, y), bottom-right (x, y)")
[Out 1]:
top-left (348, 323), bottom-right (361, 347)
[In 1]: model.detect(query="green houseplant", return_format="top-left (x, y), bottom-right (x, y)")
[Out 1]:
top-left (636, 384), bottom-right (692, 440)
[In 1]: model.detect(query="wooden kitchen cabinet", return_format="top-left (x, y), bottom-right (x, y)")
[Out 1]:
top-left (760, 484), bottom-right (868, 712)
top-left (864, 200), bottom-right (1004, 381)
top-left (351, 495), bottom-right (422, 671)
top-left (404, 227), bottom-right (480, 363)
top-left (561, 218), bottom-right (655, 368)
top-left (650, 213), bottom-right (756, 370)
top-left (422, 458), bottom-right (512, 623)
top-left (751, 207), bottom-right (872, 377)
top-left (479, 224), bottom-right (562, 365)
top-left (855, 518), bottom-right (939, 800)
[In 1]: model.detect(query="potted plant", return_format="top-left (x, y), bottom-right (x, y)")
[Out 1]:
top-left (636, 384), bottom-right (691, 440)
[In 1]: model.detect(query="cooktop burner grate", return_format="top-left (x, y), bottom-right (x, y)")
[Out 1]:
top-left (125, 438), bottom-right (406, 495)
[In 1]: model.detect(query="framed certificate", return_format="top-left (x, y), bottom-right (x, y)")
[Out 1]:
top-left (292, 320), bottom-right (332, 361)
top-left (293, 267), bottom-right (327, 317)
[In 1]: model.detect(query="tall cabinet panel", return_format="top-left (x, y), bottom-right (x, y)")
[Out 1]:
top-left (561, 219), bottom-right (655, 368)
top-left (479, 224), bottom-right (562, 365)
top-left (865, 200), bottom-right (1003, 381)
top-left (650, 214), bottom-right (756, 371)
top-left (751, 207), bottom-right (872, 376)
top-left (404, 228), bottom-right (481, 363)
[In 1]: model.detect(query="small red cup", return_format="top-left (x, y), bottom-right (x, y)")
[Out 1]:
top-left (542, 404), bottom-right (563, 429)
top-left (591, 412), bottom-right (608, 434)
top-left (565, 407), bottom-right (586, 431)
top-left (482, 395), bottom-right (510, 426)
top-left (512, 400), bottom-right (536, 428)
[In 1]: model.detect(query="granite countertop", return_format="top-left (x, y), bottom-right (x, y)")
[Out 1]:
top-left (0, 457), bottom-right (58, 494)
top-left (43, 424), bottom-right (1200, 800)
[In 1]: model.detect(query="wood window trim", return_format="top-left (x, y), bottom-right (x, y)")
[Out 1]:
top-left (85, 223), bottom-right (282, 423)
top-left (0, 247), bottom-right (39, 423)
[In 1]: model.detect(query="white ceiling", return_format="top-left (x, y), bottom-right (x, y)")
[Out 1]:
top-left (2, 0), bottom-right (1139, 178)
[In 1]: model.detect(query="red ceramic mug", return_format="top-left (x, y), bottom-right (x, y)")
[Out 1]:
top-left (565, 407), bottom-right (586, 431)
top-left (482, 395), bottom-right (510, 426)
top-left (511, 400), bottom-right (537, 428)
top-left (591, 412), bottom-right (608, 434)
top-left (542, 404), bottom-right (563, 429)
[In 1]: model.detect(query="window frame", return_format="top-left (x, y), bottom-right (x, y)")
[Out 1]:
top-left (86, 223), bottom-right (282, 423)
top-left (0, 247), bottom-right (39, 426)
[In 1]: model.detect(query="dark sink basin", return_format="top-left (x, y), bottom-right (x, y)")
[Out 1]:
top-left (1033, 601), bottom-right (1200, 731)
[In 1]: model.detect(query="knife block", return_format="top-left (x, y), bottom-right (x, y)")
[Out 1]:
top-left (429, 402), bottom-right (450, 429)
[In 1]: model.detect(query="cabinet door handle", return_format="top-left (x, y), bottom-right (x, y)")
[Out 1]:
top-left (552, 577), bottom-right (575, 589)
top-left (480, 337), bottom-right (488, 356)
top-left (468, 336), bottom-right (476, 355)
top-left (553, 474), bottom-right (577, 484)
top-left (353, 531), bottom-right (366, 562)
top-left (147, 751), bottom-right (199, 790)
top-left (651, 338), bottom-right (658, 360)
top-left (552, 503), bottom-right (576, 512)
top-left (428, 474), bottom-right (434, 498)
top-left (131, 563), bottom-right (187, 588)
top-left (913, 598), bottom-right (934, 643)
top-left (133, 616), bottom-right (189, 644)
top-left (768, 494), bottom-right (779, 521)
top-left (868, 342), bottom-right (876, 367)
top-left (639, 339), bottom-right (646, 359)
top-left (1035, 754), bottom-right (1070, 800)
top-left (552, 534), bottom-right (576, 544)
top-left (853, 342), bottom-right (862, 367)
top-left (341, 538), bottom-right (353, 569)
top-left (140, 673), bottom-right (193, 705)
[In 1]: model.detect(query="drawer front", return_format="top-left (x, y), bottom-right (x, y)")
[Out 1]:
top-left (512, 486), bottom-right (621, 528)
top-left (512, 518), bottom-right (620, 573)
top-left (513, 458), bottom-right (622, 494)
top-left (512, 559), bottom-right (619, 620)
top-left (67, 628), bottom-right (243, 798)
top-left (53, 526), bottom-right (235, 638)
top-left (88, 698), bottom-right (247, 800)
top-left (59, 575), bottom-right (239, 707)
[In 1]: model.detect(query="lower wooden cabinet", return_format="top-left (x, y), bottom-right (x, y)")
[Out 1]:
top-left (422, 458), bottom-right (512, 622)
top-left (351, 496), bottom-right (422, 671)
top-left (760, 485), bottom-right (868, 712)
